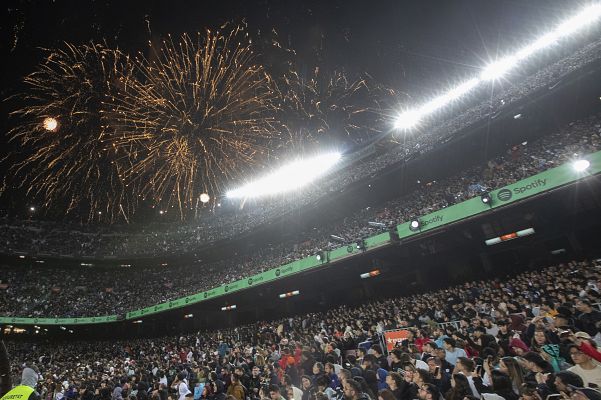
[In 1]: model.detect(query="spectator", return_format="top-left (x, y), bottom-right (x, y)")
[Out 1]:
top-left (568, 345), bottom-right (601, 388)
top-left (442, 339), bottom-right (466, 367)
top-left (444, 374), bottom-right (471, 400)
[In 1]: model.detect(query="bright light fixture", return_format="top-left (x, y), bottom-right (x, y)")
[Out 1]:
top-left (480, 55), bottom-right (519, 81)
top-left (42, 117), bottom-right (58, 131)
top-left (226, 152), bottom-right (342, 199)
top-left (394, 4), bottom-right (601, 130)
top-left (394, 110), bottom-right (422, 130)
top-left (420, 78), bottom-right (481, 116)
top-left (199, 193), bottom-right (210, 203)
top-left (482, 4), bottom-right (601, 81)
top-left (573, 159), bottom-right (590, 172)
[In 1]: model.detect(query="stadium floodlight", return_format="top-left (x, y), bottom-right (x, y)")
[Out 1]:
top-left (409, 219), bottom-right (421, 232)
top-left (480, 192), bottom-right (492, 206)
top-left (418, 78), bottom-right (481, 116)
top-left (482, 4), bottom-right (601, 81)
top-left (573, 159), bottom-right (590, 172)
top-left (199, 193), bottom-right (210, 204)
top-left (394, 110), bottom-right (421, 131)
top-left (226, 152), bottom-right (341, 199)
top-left (480, 55), bottom-right (519, 81)
top-left (393, 4), bottom-right (601, 130)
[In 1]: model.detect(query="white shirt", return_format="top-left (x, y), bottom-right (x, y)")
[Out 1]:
top-left (568, 364), bottom-right (601, 388)
top-left (291, 386), bottom-right (303, 400)
top-left (458, 372), bottom-right (480, 397)
top-left (178, 382), bottom-right (191, 400)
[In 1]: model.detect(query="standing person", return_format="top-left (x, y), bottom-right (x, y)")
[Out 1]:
top-left (1, 367), bottom-right (40, 400)
top-left (172, 373), bottom-right (191, 400)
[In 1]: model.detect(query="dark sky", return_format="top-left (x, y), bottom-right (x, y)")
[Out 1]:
top-left (0, 0), bottom-right (583, 100)
top-left (0, 0), bottom-right (588, 220)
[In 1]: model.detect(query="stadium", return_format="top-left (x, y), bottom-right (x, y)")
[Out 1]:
top-left (1, 1), bottom-right (601, 400)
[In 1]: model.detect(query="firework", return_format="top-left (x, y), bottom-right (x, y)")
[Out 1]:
top-left (108, 23), bottom-right (281, 217)
top-left (5, 42), bottom-right (137, 222)
top-left (276, 66), bottom-right (388, 151)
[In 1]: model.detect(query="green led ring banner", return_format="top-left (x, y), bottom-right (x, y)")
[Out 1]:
top-left (2, 151), bottom-right (600, 325)
top-left (0, 315), bottom-right (119, 325)
top-left (397, 151), bottom-right (601, 238)
top-left (126, 230), bottom-right (395, 319)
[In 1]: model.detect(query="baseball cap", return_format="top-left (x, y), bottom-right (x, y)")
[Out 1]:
top-left (574, 332), bottom-right (592, 339)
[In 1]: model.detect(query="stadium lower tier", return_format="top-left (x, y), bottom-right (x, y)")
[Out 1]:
top-left (4, 258), bottom-right (601, 400)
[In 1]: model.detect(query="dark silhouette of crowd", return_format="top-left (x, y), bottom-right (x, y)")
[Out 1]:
top-left (1, 111), bottom-right (600, 318)
top-left (4, 258), bottom-right (601, 400)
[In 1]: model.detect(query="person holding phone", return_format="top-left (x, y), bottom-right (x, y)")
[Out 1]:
top-left (445, 374), bottom-right (471, 400)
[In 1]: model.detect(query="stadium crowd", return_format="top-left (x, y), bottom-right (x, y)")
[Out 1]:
top-left (1, 111), bottom-right (600, 318)
top-left (1, 38), bottom-right (601, 260)
top-left (4, 258), bottom-right (601, 400)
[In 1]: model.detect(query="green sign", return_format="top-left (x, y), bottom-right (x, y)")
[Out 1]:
top-left (397, 150), bottom-right (601, 238)
top-left (4, 151), bottom-right (600, 325)
top-left (0, 315), bottom-right (119, 325)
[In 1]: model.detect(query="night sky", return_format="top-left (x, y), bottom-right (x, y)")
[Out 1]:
top-left (0, 0), bottom-right (587, 221)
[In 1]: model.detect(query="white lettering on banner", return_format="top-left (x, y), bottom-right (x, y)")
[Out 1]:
top-left (513, 178), bottom-right (547, 194)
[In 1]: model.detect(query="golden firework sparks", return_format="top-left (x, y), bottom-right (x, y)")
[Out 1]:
top-left (5, 42), bottom-right (138, 222)
top-left (108, 23), bottom-right (281, 218)
top-left (276, 66), bottom-right (387, 151)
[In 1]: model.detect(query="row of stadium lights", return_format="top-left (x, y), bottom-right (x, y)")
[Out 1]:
top-left (393, 4), bottom-right (601, 130)
top-left (31, 5), bottom-right (601, 205)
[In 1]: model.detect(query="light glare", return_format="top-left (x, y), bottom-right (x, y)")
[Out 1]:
top-left (482, 4), bottom-right (601, 81)
top-left (226, 152), bottom-right (342, 199)
top-left (394, 110), bottom-right (421, 130)
top-left (395, 4), bottom-right (601, 130)
top-left (573, 159), bottom-right (590, 172)
top-left (480, 56), bottom-right (518, 81)
top-left (42, 117), bottom-right (58, 131)
top-left (199, 193), bottom-right (210, 203)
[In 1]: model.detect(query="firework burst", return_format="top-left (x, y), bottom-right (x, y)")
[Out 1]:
top-left (108, 23), bottom-right (281, 217)
top-left (276, 66), bottom-right (388, 151)
top-left (5, 42), bottom-right (137, 222)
